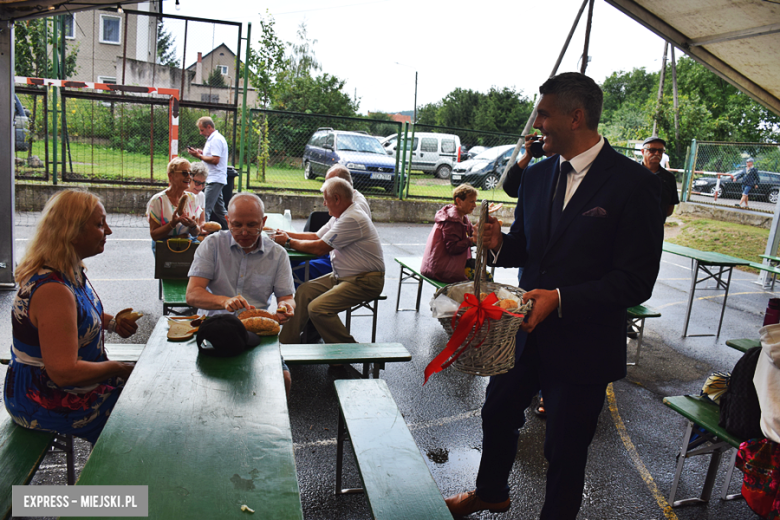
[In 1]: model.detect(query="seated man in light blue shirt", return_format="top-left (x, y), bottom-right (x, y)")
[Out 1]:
top-left (186, 192), bottom-right (296, 318)
top-left (187, 193), bottom-right (296, 391)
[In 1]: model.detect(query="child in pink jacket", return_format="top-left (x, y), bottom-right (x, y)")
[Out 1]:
top-left (421, 184), bottom-right (478, 283)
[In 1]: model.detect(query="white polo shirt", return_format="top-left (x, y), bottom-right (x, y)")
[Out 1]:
top-left (203, 129), bottom-right (228, 184)
top-left (317, 203), bottom-right (384, 278)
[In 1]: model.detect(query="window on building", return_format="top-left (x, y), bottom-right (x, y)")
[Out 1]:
top-left (100, 15), bottom-right (121, 45)
top-left (218, 65), bottom-right (228, 75)
top-left (97, 76), bottom-right (117, 84)
top-left (64, 14), bottom-right (75, 39)
top-left (201, 94), bottom-right (220, 103)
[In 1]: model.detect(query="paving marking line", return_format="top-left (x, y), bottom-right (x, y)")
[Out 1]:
top-left (292, 408), bottom-right (480, 451)
top-left (607, 383), bottom-right (679, 520)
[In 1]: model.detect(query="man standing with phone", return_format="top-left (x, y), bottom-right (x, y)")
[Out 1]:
top-left (188, 116), bottom-right (228, 229)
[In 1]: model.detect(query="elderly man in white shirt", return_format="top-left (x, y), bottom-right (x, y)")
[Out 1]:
top-left (273, 177), bottom-right (384, 344)
top-left (324, 165), bottom-right (371, 218)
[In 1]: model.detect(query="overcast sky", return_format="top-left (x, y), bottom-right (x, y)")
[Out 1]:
top-left (169, 0), bottom-right (668, 114)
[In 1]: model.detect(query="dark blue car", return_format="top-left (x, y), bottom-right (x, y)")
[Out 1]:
top-left (450, 145), bottom-right (517, 190)
top-left (303, 128), bottom-right (396, 192)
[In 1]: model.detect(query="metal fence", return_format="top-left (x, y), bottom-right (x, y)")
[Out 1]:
top-left (245, 109), bottom-right (403, 196)
top-left (14, 86), bottom-right (237, 186)
top-left (243, 110), bottom-right (531, 202)
top-left (684, 141), bottom-right (780, 213)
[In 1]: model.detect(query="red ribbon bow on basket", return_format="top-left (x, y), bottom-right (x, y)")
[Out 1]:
top-left (424, 292), bottom-right (525, 384)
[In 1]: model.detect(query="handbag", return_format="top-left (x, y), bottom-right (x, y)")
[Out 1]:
top-left (154, 238), bottom-right (198, 279)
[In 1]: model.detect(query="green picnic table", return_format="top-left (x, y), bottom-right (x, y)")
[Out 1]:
top-left (662, 242), bottom-right (750, 337)
top-left (72, 317), bottom-right (302, 519)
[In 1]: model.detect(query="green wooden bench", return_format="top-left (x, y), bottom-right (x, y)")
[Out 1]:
top-left (748, 261), bottom-right (780, 290)
top-left (333, 379), bottom-right (451, 519)
top-left (394, 257), bottom-right (447, 312)
top-left (280, 343), bottom-right (411, 379)
top-left (159, 278), bottom-right (193, 315)
top-left (663, 395), bottom-right (743, 507)
top-left (0, 370), bottom-right (76, 519)
top-left (345, 295), bottom-right (387, 342)
top-left (725, 338), bottom-right (760, 353)
top-left (626, 304), bottom-right (661, 366)
top-left (1, 344), bottom-right (144, 365)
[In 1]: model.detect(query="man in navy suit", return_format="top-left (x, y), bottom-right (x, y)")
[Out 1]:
top-left (445, 73), bottom-right (663, 519)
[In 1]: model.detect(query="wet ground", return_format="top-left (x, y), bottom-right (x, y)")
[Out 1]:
top-left (1, 214), bottom-right (769, 519)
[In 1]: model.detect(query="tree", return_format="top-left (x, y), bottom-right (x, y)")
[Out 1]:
top-left (273, 71), bottom-right (356, 115)
top-left (472, 87), bottom-right (533, 134)
top-left (156, 20), bottom-right (179, 67)
top-left (416, 102), bottom-right (441, 125)
top-left (436, 88), bottom-right (481, 128)
top-left (15, 18), bottom-right (78, 78)
top-left (287, 23), bottom-right (320, 79)
top-left (206, 67), bottom-right (226, 87)
top-left (242, 11), bottom-right (287, 108)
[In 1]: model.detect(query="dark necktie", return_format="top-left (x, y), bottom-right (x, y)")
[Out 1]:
top-left (550, 161), bottom-right (573, 233)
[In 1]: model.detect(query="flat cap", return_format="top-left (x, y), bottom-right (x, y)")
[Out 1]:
top-left (642, 136), bottom-right (666, 147)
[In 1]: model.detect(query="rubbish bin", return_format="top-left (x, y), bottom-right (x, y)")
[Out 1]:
top-left (222, 166), bottom-right (239, 206)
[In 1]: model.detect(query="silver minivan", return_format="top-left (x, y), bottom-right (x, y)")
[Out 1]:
top-left (381, 132), bottom-right (462, 179)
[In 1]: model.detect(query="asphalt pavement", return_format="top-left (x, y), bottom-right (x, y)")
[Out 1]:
top-left (0, 214), bottom-right (769, 520)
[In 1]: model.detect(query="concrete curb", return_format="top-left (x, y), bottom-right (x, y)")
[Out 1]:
top-left (14, 183), bottom-right (518, 224)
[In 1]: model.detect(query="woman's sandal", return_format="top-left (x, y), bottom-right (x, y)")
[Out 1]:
top-left (534, 398), bottom-right (547, 418)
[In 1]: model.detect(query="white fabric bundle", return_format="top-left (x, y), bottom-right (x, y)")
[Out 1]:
top-left (755, 323), bottom-right (780, 443)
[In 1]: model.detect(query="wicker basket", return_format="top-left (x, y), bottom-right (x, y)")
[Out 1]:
top-left (432, 200), bottom-right (533, 377)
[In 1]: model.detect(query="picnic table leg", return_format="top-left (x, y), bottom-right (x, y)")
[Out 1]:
top-left (669, 421), bottom-right (694, 505)
top-left (682, 260), bottom-right (699, 337)
top-left (716, 267), bottom-right (734, 338)
top-left (415, 275), bottom-right (424, 313)
top-left (720, 449), bottom-right (742, 501)
top-left (699, 448), bottom-right (724, 502)
top-left (335, 409), bottom-right (363, 495)
top-left (396, 267), bottom-right (405, 312)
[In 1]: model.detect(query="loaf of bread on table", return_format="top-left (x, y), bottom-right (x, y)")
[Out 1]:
top-left (238, 309), bottom-right (279, 322)
top-left (202, 222), bottom-right (222, 233)
top-left (241, 316), bottom-right (280, 336)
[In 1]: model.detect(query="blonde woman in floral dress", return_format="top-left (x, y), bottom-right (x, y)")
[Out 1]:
top-left (4, 190), bottom-right (137, 443)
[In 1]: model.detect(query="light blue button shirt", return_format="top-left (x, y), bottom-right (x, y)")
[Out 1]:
top-left (188, 230), bottom-right (295, 316)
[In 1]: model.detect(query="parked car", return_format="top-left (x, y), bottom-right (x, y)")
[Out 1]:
top-left (463, 145), bottom-right (488, 160)
top-left (303, 128), bottom-right (396, 191)
top-left (692, 168), bottom-right (780, 204)
top-left (450, 144), bottom-right (517, 190)
top-left (14, 94), bottom-right (30, 152)
top-left (380, 131), bottom-right (462, 179)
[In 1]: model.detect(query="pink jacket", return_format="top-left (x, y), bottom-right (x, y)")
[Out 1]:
top-left (420, 204), bottom-right (473, 283)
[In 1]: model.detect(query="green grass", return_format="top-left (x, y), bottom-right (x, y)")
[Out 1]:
top-left (15, 140), bottom-right (516, 203)
top-left (665, 215), bottom-right (771, 273)
top-left (16, 138), bottom-right (170, 182)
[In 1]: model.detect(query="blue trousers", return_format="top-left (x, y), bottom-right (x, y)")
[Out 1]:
top-left (475, 334), bottom-right (608, 519)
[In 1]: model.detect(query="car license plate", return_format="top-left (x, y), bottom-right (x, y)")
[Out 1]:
top-left (371, 172), bottom-right (392, 181)
top-left (452, 174), bottom-right (462, 181)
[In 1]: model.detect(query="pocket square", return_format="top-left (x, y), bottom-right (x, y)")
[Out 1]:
top-left (582, 207), bottom-right (608, 218)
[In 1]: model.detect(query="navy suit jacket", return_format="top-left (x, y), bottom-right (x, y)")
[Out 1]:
top-left (493, 140), bottom-right (663, 385)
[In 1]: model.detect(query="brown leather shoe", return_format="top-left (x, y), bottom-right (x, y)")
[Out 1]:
top-left (445, 490), bottom-right (510, 516)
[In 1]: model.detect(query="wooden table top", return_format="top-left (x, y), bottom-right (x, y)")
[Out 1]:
top-left (74, 317), bottom-right (303, 520)
top-left (662, 241), bottom-right (749, 267)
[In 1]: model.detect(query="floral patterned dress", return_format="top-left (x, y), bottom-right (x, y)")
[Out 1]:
top-left (3, 269), bottom-right (126, 444)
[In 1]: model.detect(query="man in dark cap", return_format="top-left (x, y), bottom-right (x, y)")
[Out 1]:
top-left (641, 136), bottom-right (679, 222)
top-left (738, 157), bottom-right (759, 209)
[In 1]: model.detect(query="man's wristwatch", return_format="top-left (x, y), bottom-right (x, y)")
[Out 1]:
top-left (285, 238), bottom-right (291, 248)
